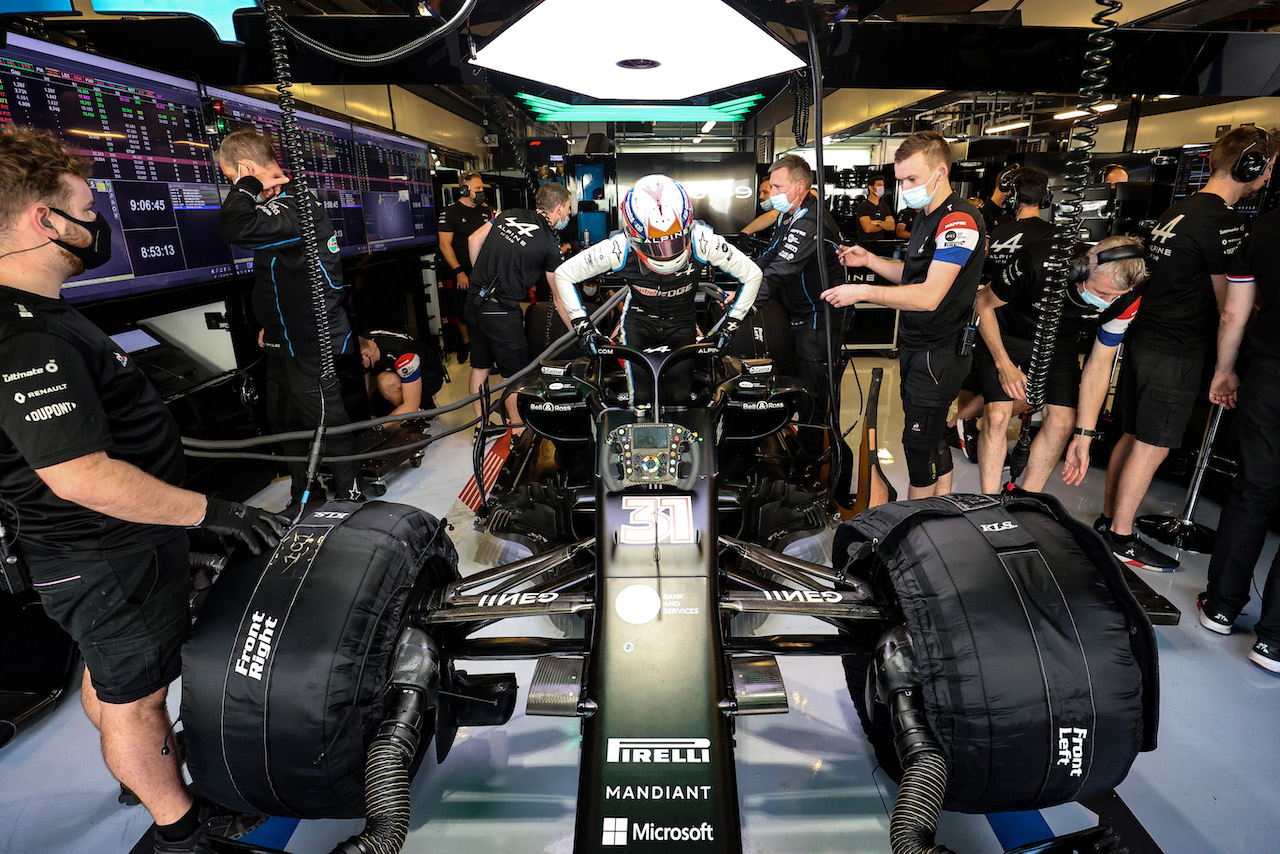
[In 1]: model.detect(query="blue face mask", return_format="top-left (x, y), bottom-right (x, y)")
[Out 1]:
top-left (1079, 285), bottom-right (1112, 310)
top-left (760, 197), bottom-right (774, 212)
top-left (901, 168), bottom-right (941, 210)
top-left (769, 191), bottom-right (792, 215)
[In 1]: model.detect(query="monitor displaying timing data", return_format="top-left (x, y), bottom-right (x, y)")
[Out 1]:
top-left (204, 86), bottom-right (370, 264)
top-left (1, 32), bottom-right (235, 303)
top-left (352, 124), bottom-right (436, 252)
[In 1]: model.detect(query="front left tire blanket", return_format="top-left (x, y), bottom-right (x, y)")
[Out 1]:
top-left (181, 500), bottom-right (458, 819)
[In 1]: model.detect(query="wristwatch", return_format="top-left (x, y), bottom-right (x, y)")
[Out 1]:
top-left (1073, 427), bottom-right (1101, 438)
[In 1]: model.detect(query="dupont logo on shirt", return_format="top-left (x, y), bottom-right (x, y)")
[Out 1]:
top-left (24, 401), bottom-right (76, 422)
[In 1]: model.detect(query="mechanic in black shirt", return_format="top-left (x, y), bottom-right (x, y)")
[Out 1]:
top-left (894, 205), bottom-right (916, 241)
top-left (465, 182), bottom-right (572, 431)
top-left (1198, 204), bottom-right (1280, 672)
top-left (978, 236), bottom-right (1147, 494)
top-left (978, 163), bottom-right (1018, 232)
top-left (437, 172), bottom-right (492, 363)
top-left (216, 130), bottom-right (363, 507)
top-left (826, 131), bottom-right (987, 498)
top-left (1097, 127), bottom-right (1277, 572)
top-left (0, 128), bottom-right (281, 854)
top-left (758, 154), bottom-right (846, 449)
top-left (855, 174), bottom-right (896, 243)
top-left (357, 330), bottom-right (444, 422)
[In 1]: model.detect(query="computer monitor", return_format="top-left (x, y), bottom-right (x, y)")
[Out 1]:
top-left (203, 86), bottom-right (369, 260)
top-left (351, 124), bottom-right (436, 252)
top-left (1, 32), bottom-right (236, 304)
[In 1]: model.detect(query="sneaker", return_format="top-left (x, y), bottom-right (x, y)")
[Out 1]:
top-left (1093, 514), bottom-right (1112, 536)
top-left (1196, 592), bottom-right (1235, 635)
top-left (456, 343), bottom-right (469, 365)
top-left (1247, 640), bottom-right (1280, 674)
top-left (153, 798), bottom-right (266, 854)
top-left (957, 418), bottom-right (979, 464)
top-left (1108, 532), bottom-right (1180, 572)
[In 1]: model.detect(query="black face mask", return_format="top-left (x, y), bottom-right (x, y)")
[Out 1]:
top-left (473, 190), bottom-right (486, 205)
top-left (48, 207), bottom-right (113, 269)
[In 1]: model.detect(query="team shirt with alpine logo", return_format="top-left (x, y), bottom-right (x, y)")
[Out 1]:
top-left (554, 222), bottom-right (761, 323)
top-left (366, 330), bottom-right (423, 383)
top-left (1237, 209), bottom-right (1280, 360)
top-left (898, 195), bottom-right (987, 350)
top-left (0, 286), bottom-right (185, 555)
top-left (469, 208), bottom-right (563, 307)
top-left (992, 239), bottom-right (1142, 346)
top-left (984, 216), bottom-right (1055, 283)
top-left (757, 202), bottom-right (844, 329)
top-left (1126, 192), bottom-right (1249, 356)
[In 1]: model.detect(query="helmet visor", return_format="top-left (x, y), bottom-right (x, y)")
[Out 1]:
top-left (632, 230), bottom-right (689, 262)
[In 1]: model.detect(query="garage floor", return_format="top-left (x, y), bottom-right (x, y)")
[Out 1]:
top-left (2, 351), bottom-right (1278, 854)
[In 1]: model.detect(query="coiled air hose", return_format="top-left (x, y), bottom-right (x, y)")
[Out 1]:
top-left (1006, 0), bottom-right (1122, 489)
top-left (271, 0), bottom-right (477, 67)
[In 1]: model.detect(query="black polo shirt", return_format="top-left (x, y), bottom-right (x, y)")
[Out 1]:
top-left (1242, 209), bottom-right (1280, 360)
top-left (0, 286), bottom-right (185, 556)
top-left (898, 194), bottom-right (987, 350)
top-left (856, 196), bottom-right (895, 242)
top-left (436, 200), bottom-right (492, 275)
top-left (984, 216), bottom-right (1054, 283)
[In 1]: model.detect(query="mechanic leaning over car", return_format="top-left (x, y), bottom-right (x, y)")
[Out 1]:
top-left (554, 173), bottom-right (762, 407)
top-left (755, 154), bottom-right (846, 454)
top-left (0, 127), bottom-right (283, 854)
top-left (466, 181), bottom-right (573, 432)
top-left (216, 129), bottom-right (364, 510)
top-left (824, 131), bottom-right (988, 499)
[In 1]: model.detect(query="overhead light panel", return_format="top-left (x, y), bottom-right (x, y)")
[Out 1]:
top-left (1054, 109), bottom-right (1090, 120)
top-left (700, 120), bottom-right (716, 134)
top-left (472, 0), bottom-right (803, 100)
top-left (986, 120), bottom-right (1030, 134)
top-left (516, 92), bottom-right (764, 123)
top-left (1155, 94), bottom-right (1180, 100)
top-left (1092, 102), bottom-right (1120, 112)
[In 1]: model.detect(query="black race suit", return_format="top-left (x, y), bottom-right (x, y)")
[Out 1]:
top-left (220, 174), bottom-right (361, 502)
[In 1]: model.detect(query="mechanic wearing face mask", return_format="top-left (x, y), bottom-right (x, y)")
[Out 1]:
top-left (216, 129), bottom-right (364, 510)
top-left (465, 182), bottom-right (573, 432)
top-left (855, 174), bottom-right (896, 244)
top-left (554, 174), bottom-right (762, 407)
top-left (437, 172), bottom-right (492, 363)
top-left (740, 177), bottom-right (781, 237)
top-left (0, 127), bottom-right (282, 854)
top-left (824, 131), bottom-right (987, 499)
top-left (977, 236), bottom-right (1147, 495)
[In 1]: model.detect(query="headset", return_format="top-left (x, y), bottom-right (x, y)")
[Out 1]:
top-left (1232, 127), bottom-right (1270, 184)
top-left (1068, 243), bottom-right (1145, 283)
top-left (1097, 163), bottom-right (1126, 185)
top-left (1006, 168), bottom-right (1053, 211)
top-left (457, 172), bottom-right (481, 199)
top-left (997, 164), bottom-right (1020, 194)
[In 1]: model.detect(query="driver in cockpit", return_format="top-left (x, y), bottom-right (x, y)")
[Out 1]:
top-left (552, 174), bottom-right (762, 405)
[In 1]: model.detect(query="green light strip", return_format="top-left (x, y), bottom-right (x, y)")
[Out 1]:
top-left (516, 92), bottom-right (763, 123)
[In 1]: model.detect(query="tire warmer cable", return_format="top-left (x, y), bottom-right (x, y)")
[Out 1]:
top-left (801, 2), bottom-right (848, 504)
top-left (1005, 0), bottom-right (1122, 492)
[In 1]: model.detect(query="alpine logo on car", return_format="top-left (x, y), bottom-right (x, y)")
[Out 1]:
top-left (476, 591), bottom-right (559, 607)
top-left (234, 610), bottom-right (278, 681)
top-left (606, 737), bottom-right (711, 764)
top-left (1057, 726), bottom-right (1088, 777)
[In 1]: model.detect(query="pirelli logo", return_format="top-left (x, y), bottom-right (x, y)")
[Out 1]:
top-left (606, 737), bottom-right (710, 764)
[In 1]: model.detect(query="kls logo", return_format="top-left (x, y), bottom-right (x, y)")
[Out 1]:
top-left (310, 511), bottom-right (349, 519)
top-left (980, 520), bottom-right (1018, 533)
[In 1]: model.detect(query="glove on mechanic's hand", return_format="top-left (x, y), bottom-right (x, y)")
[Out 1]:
top-left (573, 317), bottom-right (605, 356)
top-left (711, 317), bottom-right (741, 352)
top-left (199, 497), bottom-right (290, 555)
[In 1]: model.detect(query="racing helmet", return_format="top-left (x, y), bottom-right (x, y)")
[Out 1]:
top-left (621, 174), bottom-right (693, 274)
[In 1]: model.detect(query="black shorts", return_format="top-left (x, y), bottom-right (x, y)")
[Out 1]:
top-left (899, 346), bottom-right (971, 450)
top-left (464, 299), bottom-right (529, 377)
top-left (974, 337), bottom-right (1081, 408)
top-left (26, 532), bottom-right (190, 704)
top-left (1119, 344), bottom-right (1203, 448)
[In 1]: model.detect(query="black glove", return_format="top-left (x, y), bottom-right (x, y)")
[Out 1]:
top-left (712, 317), bottom-right (741, 352)
top-left (199, 497), bottom-right (290, 555)
top-left (573, 317), bottom-right (605, 356)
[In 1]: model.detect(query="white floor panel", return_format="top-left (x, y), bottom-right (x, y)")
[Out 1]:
top-left (4, 355), bottom-right (1280, 853)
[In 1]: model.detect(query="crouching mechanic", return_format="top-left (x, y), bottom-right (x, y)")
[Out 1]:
top-left (977, 236), bottom-right (1147, 494)
top-left (357, 330), bottom-right (443, 423)
top-left (0, 127), bottom-right (284, 853)
top-left (554, 174), bottom-right (761, 405)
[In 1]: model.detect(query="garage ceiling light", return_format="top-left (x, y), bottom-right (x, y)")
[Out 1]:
top-left (986, 120), bottom-right (1030, 134)
top-left (516, 92), bottom-right (764, 123)
top-left (1092, 102), bottom-right (1120, 112)
top-left (473, 0), bottom-right (803, 100)
top-left (1053, 109), bottom-right (1090, 120)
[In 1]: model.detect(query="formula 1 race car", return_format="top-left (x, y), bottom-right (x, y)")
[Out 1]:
top-left (181, 342), bottom-right (1157, 854)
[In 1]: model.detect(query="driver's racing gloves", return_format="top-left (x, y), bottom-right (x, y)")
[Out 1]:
top-left (711, 317), bottom-right (741, 353)
top-left (573, 317), bottom-right (605, 355)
